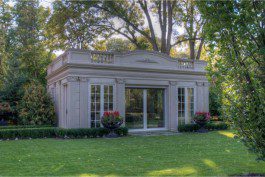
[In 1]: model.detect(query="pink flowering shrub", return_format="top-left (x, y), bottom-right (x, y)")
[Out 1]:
top-left (193, 112), bottom-right (211, 123)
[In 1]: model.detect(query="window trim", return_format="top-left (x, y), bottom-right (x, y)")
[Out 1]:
top-left (89, 84), bottom-right (115, 128)
top-left (177, 87), bottom-right (196, 125)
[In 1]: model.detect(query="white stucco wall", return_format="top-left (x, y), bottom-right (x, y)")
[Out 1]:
top-left (47, 49), bottom-right (209, 131)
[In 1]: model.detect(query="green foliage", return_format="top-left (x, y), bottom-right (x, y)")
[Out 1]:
top-left (18, 82), bottom-right (56, 125)
top-left (198, 1), bottom-right (265, 160)
top-left (13, 1), bottom-right (53, 83)
top-left (0, 1), bottom-right (55, 122)
top-left (0, 127), bottom-right (128, 140)
top-left (209, 86), bottom-right (222, 116)
top-left (0, 55), bottom-right (29, 122)
top-left (47, 1), bottom-right (110, 50)
top-left (178, 122), bottom-right (228, 132)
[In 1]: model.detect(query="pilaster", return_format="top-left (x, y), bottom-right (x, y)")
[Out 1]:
top-left (116, 78), bottom-right (126, 123)
top-left (169, 81), bottom-right (177, 131)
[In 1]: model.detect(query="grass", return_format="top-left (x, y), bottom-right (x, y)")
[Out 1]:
top-left (0, 130), bottom-right (265, 176)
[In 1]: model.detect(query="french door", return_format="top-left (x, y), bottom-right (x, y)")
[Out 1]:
top-left (177, 87), bottom-right (195, 125)
top-left (90, 84), bottom-right (114, 128)
top-left (125, 88), bottom-right (165, 130)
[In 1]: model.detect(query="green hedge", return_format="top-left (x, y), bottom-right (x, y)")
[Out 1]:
top-left (0, 125), bottom-right (53, 130)
top-left (178, 122), bottom-right (228, 132)
top-left (0, 127), bottom-right (128, 140)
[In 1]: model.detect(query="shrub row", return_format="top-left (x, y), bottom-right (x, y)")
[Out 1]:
top-left (178, 122), bottom-right (228, 132)
top-left (0, 125), bottom-right (53, 130)
top-left (0, 127), bottom-right (128, 140)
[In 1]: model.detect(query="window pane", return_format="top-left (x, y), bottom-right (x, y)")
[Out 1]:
top-left (147, 88), bottom-right (165, 128)
top-left (178, 88), bottom-right (185, 125)
top-left (90, 85), bottom-right (101, 128)
top-left (109, 103), bottom-right (113, 111)
top-left (125, 88), bottom-right (144, 129)
top-left (187, 88), bottom-right (194, 123)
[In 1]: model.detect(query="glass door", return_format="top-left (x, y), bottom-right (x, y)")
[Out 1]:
top-left (125, 88), bottom-right (144, 129)
top-left (147, 88), bottom-right (165, 128)
top-left (125, 88), bottom-right (165, 130)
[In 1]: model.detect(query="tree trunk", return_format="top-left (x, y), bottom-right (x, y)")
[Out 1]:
top-left (196, 38), bottom-right (204, 60)
top-left (189, 39), bottom-right (195, 60)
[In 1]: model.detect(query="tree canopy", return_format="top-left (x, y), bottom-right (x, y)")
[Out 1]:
top-left (198, 0), bottom-right (265, 160)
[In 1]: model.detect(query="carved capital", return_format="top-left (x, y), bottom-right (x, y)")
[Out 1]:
top-left (66, 76), bottom-right (79, 82)
top-left (79, 77), bottom-right (90, 82)
top-left (116, 78), bottom-right (126, 84)
top-left (169, 81), bottom-right (178, 86)
top-left (203, 82), bottom-right (210, 87)
top-left (196, 82), bottom-right (204, 86)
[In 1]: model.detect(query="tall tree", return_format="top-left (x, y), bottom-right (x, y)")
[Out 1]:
top-left (47, 1), bottom-right (110, 50)
top-left (49, 0), bottom-right (203, 56)
top-left (0, 0), bottom-right (12, 79)
top-left (179, 0), bottom-right (205, 60)
top-left (13, 1), bottom-right (52, 83)
top-left (198, 1), bottom-right (265, 160)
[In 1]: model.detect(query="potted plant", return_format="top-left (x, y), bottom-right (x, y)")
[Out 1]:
top-left (101, 111), bottom-right (123, 138)
top-left (193, 112), bottom-right (211, 133)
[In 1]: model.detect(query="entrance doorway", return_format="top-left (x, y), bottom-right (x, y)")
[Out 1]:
top-left (125, 88), bottom-right (165, 130)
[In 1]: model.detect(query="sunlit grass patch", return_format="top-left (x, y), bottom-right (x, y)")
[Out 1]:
top-left (218, 131), bottom-right (235, 138)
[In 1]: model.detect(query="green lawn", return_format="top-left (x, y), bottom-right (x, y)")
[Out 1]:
top-left (0, 130), bottom-right (265, 176)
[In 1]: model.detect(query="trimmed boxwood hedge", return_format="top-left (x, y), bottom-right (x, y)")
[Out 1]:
top-left (178, 122), bottom-right (228, 132)
top-left (0, 125), bottom-right (53, 130)
top-left (0, 127), bottom-right (128, 140)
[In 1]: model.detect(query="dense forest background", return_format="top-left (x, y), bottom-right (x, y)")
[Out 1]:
top-left (0, 0), bottom-right (264, 160)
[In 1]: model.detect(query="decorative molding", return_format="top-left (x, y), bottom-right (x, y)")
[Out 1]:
top-left (79, 77), bottom-right (90, 82)
top-left (169, 81), bottom-right (178, 86)
top-left (66, 76), bottom-right (79, 82)
top-left (137, 58), bottom-right (158, 64)
top-left (203, 82), bottom-right (210, 87)
top-left (116, 78), bottom-right (126, 84)
top-left (196, 81), bottom-right (204, 86)
top-left (62, 54), bottom-right (68, 64)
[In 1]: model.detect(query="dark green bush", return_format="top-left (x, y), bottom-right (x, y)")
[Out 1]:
top-left (18, 81), bottom-right (56, 125)
top-left (205, 122), bottom-right (228, 130)
top-left (178, 122), bottom-right (228, 132)
top-left (178, 124), bottom-right (200, 132)
top-left (0, 127), bottom-right (128, 140)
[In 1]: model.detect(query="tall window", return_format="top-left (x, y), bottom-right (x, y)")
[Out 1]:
top-left (90, 85), bottom-right (114, 128)
top-left (178, 87), bottom-right (195, 125)
top-left (104, 85), bottom-right (113, 111)
top-left (178, 88), bottom-right (185, 125)
top-left (187, 88), bottom-right (194, 123)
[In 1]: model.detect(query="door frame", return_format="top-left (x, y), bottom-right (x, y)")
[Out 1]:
top-left (176, 86), bottom-right (196, 125)
top-left (125, 86), bottom-right (168, 132)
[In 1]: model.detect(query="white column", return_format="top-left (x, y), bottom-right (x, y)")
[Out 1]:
top-left (79, 77), bottom-right (89, 128)
top-left (66, 76), bottom-right (80, 128)
top-left (196, 82), bottom-right (205, 112)
top-left (115, 78), bottom-right (126, 123)
top-left (55, 81), bottom-right (61, 127)
top-left (169, 81), bottom-right (177, 131)
top-left (204, 82), bottom-right (210, 112)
